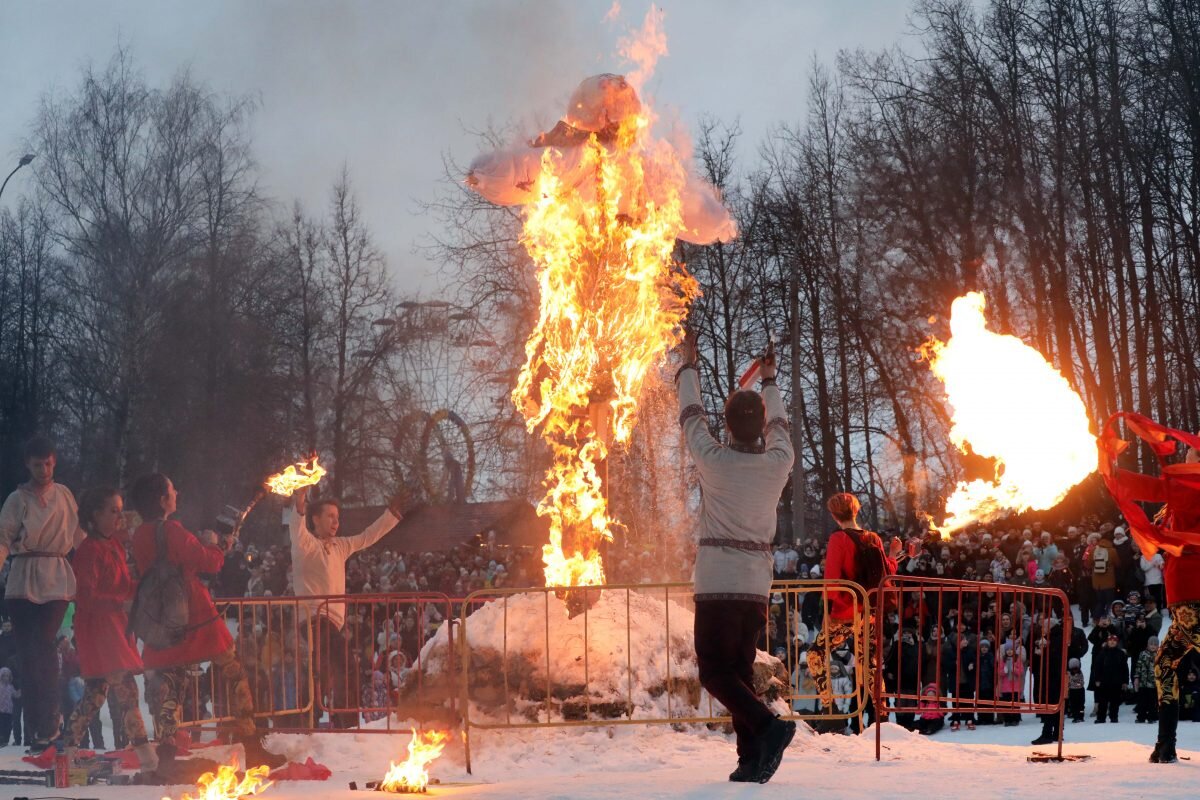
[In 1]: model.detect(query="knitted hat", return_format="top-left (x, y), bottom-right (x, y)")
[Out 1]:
top-left (1069, 658), bottom-right (1081, 669)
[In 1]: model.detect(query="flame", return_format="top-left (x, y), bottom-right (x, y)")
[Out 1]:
top-left (163, 757), bottom-right (272, 800)
top-left (379, 728), bottom-right (449, 793)
top-left (265, 456), bottom-right (326, 497)
top-left (923, 292), bottom-right (1096, 536)
top-left (514, 17), bottom-right (700, 589)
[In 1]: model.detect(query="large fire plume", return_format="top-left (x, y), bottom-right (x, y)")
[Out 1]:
top-left (508, 13), bottom-right (715, 588)
top-left (163, 758), bottom-right (272, 800)
top-left (923, 292), bottom-right (1096, 535)
top-left (378, 728), bottom-right (449, 794)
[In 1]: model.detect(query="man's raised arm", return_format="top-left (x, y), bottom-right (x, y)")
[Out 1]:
top-left (675, 330), bottom-right (721, 463)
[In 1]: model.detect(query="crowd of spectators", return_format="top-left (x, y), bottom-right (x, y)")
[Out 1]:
top-left (768, 515), bottom-right (1200, 735)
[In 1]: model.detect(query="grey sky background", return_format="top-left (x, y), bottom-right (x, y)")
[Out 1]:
top-left (1, 1), bottom-right (914, 292)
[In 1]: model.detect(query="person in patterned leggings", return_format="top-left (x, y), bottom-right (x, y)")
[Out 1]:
top-left (62, 487), bottom-right (157, 772)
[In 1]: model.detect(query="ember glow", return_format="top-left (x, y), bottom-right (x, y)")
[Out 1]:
top-left (378, 728), bottom-right (449, 794)
top-left (509, 13), bottom-right (711, 589)
top-left (265, 455), bottom-right (326, 497)
top-left (164, 758), bottom-right (272, 800)
top-left (923, 292), bottom-right (1096, 536)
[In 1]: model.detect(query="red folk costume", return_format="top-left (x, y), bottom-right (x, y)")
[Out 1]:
top-left (73, 535), bottom-right (142, 677)
top-left (1098, 412), bottom-right (1200, 606)
top-left (131, 519), bottom-right (232, 668)
top-left (823, 528), bottom-right (898, 621)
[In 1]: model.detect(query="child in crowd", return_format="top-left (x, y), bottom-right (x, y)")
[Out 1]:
top-left (916, 683), bottom-right (945, 736)
top-left (0, 666), bottom-right (18, 745)
top-left (1066, 658), bottom-right (1086, 723)
top-left (1135, 638), bottom-right (1160, 723)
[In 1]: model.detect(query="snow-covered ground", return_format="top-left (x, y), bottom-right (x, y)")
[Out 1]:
top-left (2, 713), bottom-right (1197, 800)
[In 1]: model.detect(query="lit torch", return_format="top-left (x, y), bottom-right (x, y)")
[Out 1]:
top-left (163, 757), bottom-right (272, 800)
top-left (377, 728), bottom-right (449, 794)
top-left (265, 455), bottom-right (326, 497)
top-left (922, 292), bottom-right (1097, 536)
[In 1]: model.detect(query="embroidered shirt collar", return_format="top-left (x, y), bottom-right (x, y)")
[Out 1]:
top-left (729, 441), bottom-right (764, 454)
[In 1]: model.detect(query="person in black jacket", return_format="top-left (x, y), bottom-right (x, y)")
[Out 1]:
top-left (1091, 631), bottom-right (1129, 723)
top-left (1030, 618), bottom-right (1065, 745)
top-left (883, 629), bottom-right (921, 730)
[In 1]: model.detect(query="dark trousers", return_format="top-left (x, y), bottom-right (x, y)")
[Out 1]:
top-left (977, 686), bottom-right (995, 725)
top-left (8, 599), bottom-right (67, 742)
top-left (1136, 686), bottom-right (1159, 722)
top-left (0, 711), bottom-right (11, 744)
top-left (953, 685), bottom-right (975, 722)
top-left (1094, 687), bottom-right (1121, 721)
top-left (1093, 588), bottom-right (1115, 622)
top-left (1067, 687), bottom-right (1085, 720)
top-left (316, 616), bottom-right (357, 729)
top-left (695, 600), bottom-right (775, 764)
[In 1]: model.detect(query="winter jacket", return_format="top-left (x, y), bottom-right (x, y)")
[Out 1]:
top-left (997, 646), bottom-right (1026, 695)
top-left (73, 534), bottom-right (142, 677)
top-left (1135, 650), bottom-right (1156, 690)
top-left (1090, 645), bottom-right (1129, 691)
top-left (0, 667), bottom-right (17, 714)
top-left (1067, 668), bottom-right (1085, 691)
top-left (1090, 538), bottom-right (1120, 591)
top-left (1048, 566), bottom-right (1075, 601)
top-left (1141, 553), bottom-right (1164, 588)
top-left (883, 638), bottom-right (921, 695)
top-left (132, 519), bottom-right (233, 669)
top-left (824, 528), bottom-right (897, 621)
top-left (918, 684), bottom-right (944, 720)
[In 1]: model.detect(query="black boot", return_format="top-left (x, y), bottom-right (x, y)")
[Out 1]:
top-left (1150, 703), bottom-right (1178, 764)
top-left (729, 758), bottom-right (757, 782)
top-left (755, 718), bottom-right (797, 784)
top-left (238, 734), bottom-right (287, 770)
top-left (1031, 718), bottom-right (1057, 746)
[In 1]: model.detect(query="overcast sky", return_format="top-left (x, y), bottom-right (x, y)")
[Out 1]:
top-left (0, 1), bottom-right (914, 291)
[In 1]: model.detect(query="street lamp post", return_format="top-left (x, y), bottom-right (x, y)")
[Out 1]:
top-left (0, 153), bottom-right (36, 204)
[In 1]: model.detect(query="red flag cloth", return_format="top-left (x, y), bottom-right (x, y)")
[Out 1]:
top-left (19, 746), bottom-right (91, 768)
top-left (269, 757), bottom-right (331, 781)
top-left (1099, 412), bottom-right (1200, 605)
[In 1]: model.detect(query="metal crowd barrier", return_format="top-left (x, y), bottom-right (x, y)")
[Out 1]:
top-left (456, 581), bottom-right (870, 773)
top-left (871, 576), bottom-right (1072, 761)
top-left (167, 592), bottom-right (454, 735)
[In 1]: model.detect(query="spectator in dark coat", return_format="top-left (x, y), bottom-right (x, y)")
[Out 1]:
top-left (1091, 631), bottom-right (1129, 723)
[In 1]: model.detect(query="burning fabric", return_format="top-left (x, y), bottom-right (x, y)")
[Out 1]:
top-left (378, 729), bottom-right (449, 793)
top-left (163, 757), bottom-right (272, 800)
top-left (466, 12), bottom-right (732, 591)
top-left (922, 292), bottom-right (1096, 535)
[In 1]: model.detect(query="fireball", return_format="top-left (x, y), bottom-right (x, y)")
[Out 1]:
top-left (923, 292), bottom-right (1096, 535)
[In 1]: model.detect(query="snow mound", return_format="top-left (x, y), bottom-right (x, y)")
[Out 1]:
top-left (412, 588), bottom-right (788, 722)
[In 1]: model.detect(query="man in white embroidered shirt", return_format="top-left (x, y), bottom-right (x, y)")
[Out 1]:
top-left (0, 436), bottom-right (85, 753)
top-left (675, 331), bottom-right (795, 784)
top-left (287, 487), bottom-right (406, 728)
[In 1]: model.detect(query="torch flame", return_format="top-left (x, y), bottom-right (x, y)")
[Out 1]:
top-left (379, 728), bottom-right (449, 793)
top-left (514, 16), bottom-right (700, 589)
top-left (265, 456), bottom-right (326, 497)
top-left (163, 757), bottom-right (272, 800)
top-left (923, 292), bottom-right (1096, 536)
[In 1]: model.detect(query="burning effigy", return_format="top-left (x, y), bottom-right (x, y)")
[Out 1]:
top-left (921, 292), bottom-right (1097, 536)
top-left (466, 10), bottom-right (734, 599)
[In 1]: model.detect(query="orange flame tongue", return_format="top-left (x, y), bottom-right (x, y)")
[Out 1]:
top-left (924, 292), bottom-right (1097, 536)
top-left (379, 729), bottom-right (449, 793)
top-left (515, 107), bottom-right (698, 588)
top-left (265, 456), bottom-right (326, 497)
top-left (164, 757), bottom-right (272, 800)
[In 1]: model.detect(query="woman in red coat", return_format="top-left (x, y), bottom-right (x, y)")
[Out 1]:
top-left (128, 473), bottom-right (285, 775)
top-left (63, 487), bottom-right (157, 771)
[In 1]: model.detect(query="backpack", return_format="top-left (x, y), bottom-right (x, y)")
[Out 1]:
top-left (1092, 545), bottom-right (1110, 575)
top-left (841, 527), bottom-right (893, 591)
top-left (129, 521), bottom-right (190, 650)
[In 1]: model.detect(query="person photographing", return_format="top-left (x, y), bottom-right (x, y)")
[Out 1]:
top-left (675, 330), bottom-right (795, 784)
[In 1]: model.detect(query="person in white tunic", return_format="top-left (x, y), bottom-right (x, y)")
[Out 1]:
top-left (675, 332), bottom-right (795, 783)
top-left (0, 437), bottom-right (84, 753)
top-left (286, 487), bottom-right (405, 727)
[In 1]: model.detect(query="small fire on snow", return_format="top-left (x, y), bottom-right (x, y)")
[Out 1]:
top-left (378, 728), bottom-right (450, 794)
top-left (163, 757), bottom-right (273, 800)
top-left (265, 455), bottom-right (326, 496)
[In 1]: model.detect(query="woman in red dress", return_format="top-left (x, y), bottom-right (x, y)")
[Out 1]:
top-left (63, 487), bottom-right (157, 772)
